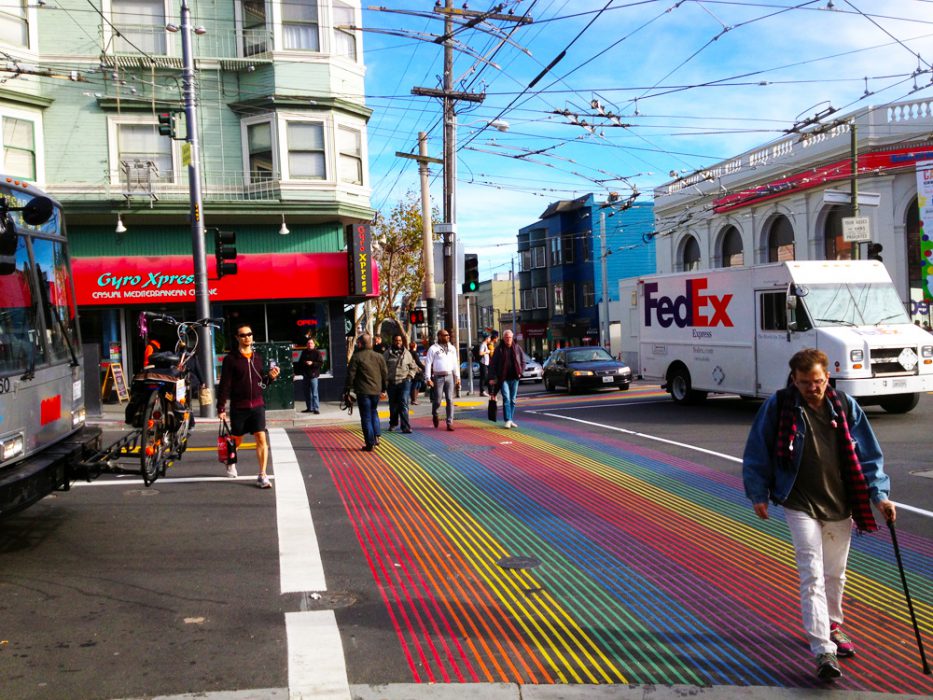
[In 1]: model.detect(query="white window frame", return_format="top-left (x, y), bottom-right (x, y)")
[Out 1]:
top-left (533, 245), bottom-right (546, 269)
top-left (236, 0), bottom-right (270, 57)
top-left (107, 115), bottom-right (179, 186)
top-left (331, 0), bottom-right (359, 61)
top-left (102, 0), bottom-right (172, 56)
top-left (337, 124), bottom-right (363, 185)
top-left (553, 283), bottom-right (564, 315)
top-left (582, 282), bottom-right (595, 308)
top-left (244, 117), bottom-right (278, 183)
top-left (0, 0), bottom-right (38, 52)
top-left (0, 107), bottom-right (42, 183)
top-left (282, 117), bottom-right (327, 181)
top-left (276, 0), bottom-right (321, 53)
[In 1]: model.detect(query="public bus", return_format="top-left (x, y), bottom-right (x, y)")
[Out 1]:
top-left (0, 177), bottom-right (101, 517)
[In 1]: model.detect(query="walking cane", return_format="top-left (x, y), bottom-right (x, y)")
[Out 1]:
top-left (888, 519), bottom-right (931, 674)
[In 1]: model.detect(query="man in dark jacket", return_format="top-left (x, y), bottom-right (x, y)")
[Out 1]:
top-left (345, 333), bottom-right (388, 451)
top-left (297, 337), bottom-right (323, 414)
top-left (489, 329), bottom-right (526, 429)
top-left (217, 323), bottom-right (280, 488)
top-left (386, 333), bottom-right (417, 433)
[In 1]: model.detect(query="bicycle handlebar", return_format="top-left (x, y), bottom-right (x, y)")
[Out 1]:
top-left (143, 312), bottom-right (223, 329)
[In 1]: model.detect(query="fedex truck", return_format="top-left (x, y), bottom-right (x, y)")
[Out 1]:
top-left (620, 260), bottom-right (933, 413)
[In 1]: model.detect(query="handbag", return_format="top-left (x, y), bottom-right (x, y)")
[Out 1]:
top-left (217, 420), bottom-right (237, 465)
top-left (487, 395), bottom-right (498, 422)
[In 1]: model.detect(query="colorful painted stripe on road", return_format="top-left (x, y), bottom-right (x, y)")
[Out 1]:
top-left (301, 412), bottom-right (933, 694)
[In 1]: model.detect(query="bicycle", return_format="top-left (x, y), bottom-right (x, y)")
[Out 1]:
top-left (126, 313), bottom-right (222, 485)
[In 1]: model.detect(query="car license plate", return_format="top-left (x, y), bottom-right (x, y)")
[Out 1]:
top-left (602, 376), bottom-right (614, 384)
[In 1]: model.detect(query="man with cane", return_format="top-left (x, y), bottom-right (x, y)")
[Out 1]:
top-left (743, 348), bottom-right (895, 682)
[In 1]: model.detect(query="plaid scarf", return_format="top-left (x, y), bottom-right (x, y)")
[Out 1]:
top-left (775, 385), bottom-right (878, 533)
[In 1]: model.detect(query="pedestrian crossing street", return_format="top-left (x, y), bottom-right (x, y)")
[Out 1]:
top-left (298, 409), bottom-right (933, 694)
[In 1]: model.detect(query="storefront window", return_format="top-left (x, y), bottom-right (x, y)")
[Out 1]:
top-left (219, 301), bottom-right (331, 372)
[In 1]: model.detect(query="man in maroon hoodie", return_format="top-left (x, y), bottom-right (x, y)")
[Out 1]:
top-left (217, 323), bottom-right (280, 488)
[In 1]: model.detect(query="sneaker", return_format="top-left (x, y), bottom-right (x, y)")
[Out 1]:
top-left (816, 653), bottom-right (842, 681)
top-left (446, 423), bottom-right (454, 431)
top-left (830, 623), bottom-right (856, 658)
top-left (504, 422), bottom-right (511, 429)
top-left (508, 420), bottom-right (518, 428)
top-left (387, 425), bottom-right (397, 432)
top-left (225, 464), bottom-right (238, 478)
top-left (257, 474), bottom-right (271, 489)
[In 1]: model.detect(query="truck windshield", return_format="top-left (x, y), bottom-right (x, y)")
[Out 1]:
top-left (803, 282), bottom-right (910, 327)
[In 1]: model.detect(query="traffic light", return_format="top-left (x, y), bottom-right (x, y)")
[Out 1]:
top-left (409, 308), bottom-right (425, 325)
top-left (157, 112), bottom-right (176, 138)
top-left (462, 253), bottom-right (479, 294)
top-left (867, 242), bottom-right (883, 261)
top-left (214, 229), bottom-right (237, 278)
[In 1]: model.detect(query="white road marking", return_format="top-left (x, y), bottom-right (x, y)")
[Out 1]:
top-left (269, 428), bottom-right (326, 593)
top-left (269, 430), bottom-right (353, 700)
top-left (286, 611), bottom-right (351, 700)
top-left (536, 412), bottom-right (932, 519)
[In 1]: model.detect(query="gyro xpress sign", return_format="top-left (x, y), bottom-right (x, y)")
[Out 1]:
top-left (91, 270), bottom-right (205, 301)
top-left (347, 223), bottom-right (373, 296)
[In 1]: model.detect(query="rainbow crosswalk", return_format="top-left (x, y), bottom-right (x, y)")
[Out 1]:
top-left (301, 409), bottom-right (933, 693)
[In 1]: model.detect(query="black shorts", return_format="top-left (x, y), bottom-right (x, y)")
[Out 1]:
top-left (230, 406), bottom-right (266, 436)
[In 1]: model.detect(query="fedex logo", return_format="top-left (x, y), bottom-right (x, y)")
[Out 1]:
top-left (644, 278), bottom-right (734, 328)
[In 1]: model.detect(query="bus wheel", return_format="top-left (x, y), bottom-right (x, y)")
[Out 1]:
top-left (879, 392), bottom-right (919, 414)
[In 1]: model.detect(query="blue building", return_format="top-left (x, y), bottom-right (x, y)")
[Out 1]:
top-left (517, 194), bottom-right (655, 358)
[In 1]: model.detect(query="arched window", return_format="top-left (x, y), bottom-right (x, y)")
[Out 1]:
top-left (721, 226), bottom-right (744, 267)
top-left (823, 207), bottom-right (852, 260)
top-left (682, 235), bottom-right (700, 271)
top-left (767, 215), bottom-right (795, 262)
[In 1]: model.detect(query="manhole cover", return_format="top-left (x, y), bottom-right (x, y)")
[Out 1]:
top-left (497, 555), bottom-right (542, 570)
top-left (446, 444), bottom-right (496, 454)
top-left (124, 489), bottom-right (159, 497)
top-left (301, 590), bottom-right (359, 611)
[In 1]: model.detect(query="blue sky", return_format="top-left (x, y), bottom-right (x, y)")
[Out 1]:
top-left (360, 1), bottom-right (933, 278)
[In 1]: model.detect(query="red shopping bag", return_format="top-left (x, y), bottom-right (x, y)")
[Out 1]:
top-left (217, 420), bottom-right (237, 465)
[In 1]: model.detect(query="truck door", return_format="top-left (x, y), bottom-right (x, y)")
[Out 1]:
top-left (754, 290), bottom-right (816, 395)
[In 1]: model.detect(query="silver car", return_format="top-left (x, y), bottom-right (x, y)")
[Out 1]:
top-left (521, 359), bottom-right (544, 383)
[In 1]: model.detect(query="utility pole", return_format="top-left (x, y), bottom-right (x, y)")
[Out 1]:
top-left (850, 121), bottom-right (860, 260)
top-left (411, 0), bottom-right (532, 350)
top-left (395, 133), bottom-right (443, 336)
top-left (180, 0), bottom-right (214, 418)
top-left (600, 211), bottom-right (610, 349)
top-left (510, 257), bottom-right (518, 333)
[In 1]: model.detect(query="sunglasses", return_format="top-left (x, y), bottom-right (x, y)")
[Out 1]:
top-left (238, 332), bottom-right (253, 338)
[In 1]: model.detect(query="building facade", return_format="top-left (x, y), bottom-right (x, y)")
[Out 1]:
top-left (517, 194), bottom-right (655, 358)
top-left (652, 97), bottom-right (933, 326)
top-left (1, 0), bottom-right (373, 399)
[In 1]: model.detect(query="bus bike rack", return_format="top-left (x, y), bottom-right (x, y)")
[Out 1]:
top-left (74, 427), bottom-right (177, 482)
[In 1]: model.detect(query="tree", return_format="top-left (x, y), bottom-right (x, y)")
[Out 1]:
top-left (371, 191), bottom-right (438, 342)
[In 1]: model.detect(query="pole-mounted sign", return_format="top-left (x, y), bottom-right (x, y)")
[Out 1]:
top-left (346, 223), bottom-right (373, 296)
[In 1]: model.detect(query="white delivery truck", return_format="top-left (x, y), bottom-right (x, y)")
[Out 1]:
top-left (620, 260), bottom-right (933, 413)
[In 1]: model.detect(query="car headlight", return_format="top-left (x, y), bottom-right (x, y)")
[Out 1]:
top-left (572, 370), bottom-right (594, 376)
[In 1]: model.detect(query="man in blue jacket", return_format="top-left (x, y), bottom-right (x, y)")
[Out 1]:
top-left (743, 348), bottom-right (895, 682)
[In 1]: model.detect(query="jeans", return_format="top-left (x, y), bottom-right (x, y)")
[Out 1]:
top-left (431, 374), bottom-right (455, 424)
top-left (303, 376), bottom-right (319, 412)
top-left (388, 380), bottom-right (412, 431)
top-left (479, 363), bottom-right (488, 393)
top-left (784, 508), bottom-right (853, 655)
top-left (500, 378), bottom-right (519, 422)
top-left (357, 393), bottom-right (381, 447)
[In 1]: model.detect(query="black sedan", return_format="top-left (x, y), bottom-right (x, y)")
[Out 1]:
top-left (542, 347), bottom-right (632, 393)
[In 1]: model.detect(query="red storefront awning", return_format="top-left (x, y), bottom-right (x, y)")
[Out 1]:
top-left (72, 252), bottom-right (379, 306)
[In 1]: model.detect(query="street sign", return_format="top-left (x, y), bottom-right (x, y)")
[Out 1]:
top-left (823, 190), bottom-right (881, 207)
top-left (842, 216), bottom-right (871, 242)
top-left (434, 223), bottom-right (456, 234)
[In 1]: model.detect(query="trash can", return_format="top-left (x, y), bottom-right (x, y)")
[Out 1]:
top-left (254, 342), bottom-right (294, 410)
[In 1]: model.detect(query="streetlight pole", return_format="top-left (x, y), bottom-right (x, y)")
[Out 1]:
top-left (179, 0), bottom-right (214, 418)
top-left (600, 210), bottom-right (610, 349)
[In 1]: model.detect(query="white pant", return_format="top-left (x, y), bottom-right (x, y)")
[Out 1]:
top-left (784, 508), bottom-right (852, 656)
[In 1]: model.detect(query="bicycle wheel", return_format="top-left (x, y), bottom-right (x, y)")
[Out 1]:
top-left (140, 390), bottom-right (167, 486)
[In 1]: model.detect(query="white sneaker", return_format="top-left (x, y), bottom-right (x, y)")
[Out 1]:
top-left (504, 422), bottom-right (511, 429)
top-left (257, 474), bottom-right (271, 489)
top-left (508, 420), bottom-right (518, 429)
top-left (225, 464), bottom-right (238, 478)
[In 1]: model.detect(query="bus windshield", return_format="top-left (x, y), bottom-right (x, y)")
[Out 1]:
top-left (802, 282), bottom-right (910, 327)
top-left (0, 187), bottom-right (78, 375)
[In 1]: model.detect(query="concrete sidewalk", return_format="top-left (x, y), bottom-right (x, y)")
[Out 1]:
top-left (87, 389), bottom-right (491, 430)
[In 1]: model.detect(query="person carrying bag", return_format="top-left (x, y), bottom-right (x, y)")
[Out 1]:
top-left (217, 419), bottom-right (237, 466)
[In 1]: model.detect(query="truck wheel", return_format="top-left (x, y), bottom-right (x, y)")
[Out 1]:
top-left (669, 366), bottom-right (707, 405)
top-left (879, 392), bottom-right (919, 414)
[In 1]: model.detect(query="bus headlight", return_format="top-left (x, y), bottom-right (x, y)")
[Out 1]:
top-left (72, 407), bottom-right (86, 427)
top-left (0, 432), bottom-right (25, 463)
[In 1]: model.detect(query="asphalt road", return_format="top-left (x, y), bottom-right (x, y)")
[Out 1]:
top-left (0, 384), bottom-right (930, 700)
